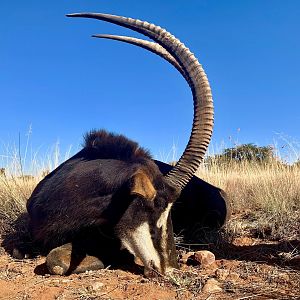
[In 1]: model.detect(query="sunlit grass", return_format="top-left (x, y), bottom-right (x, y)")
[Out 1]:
top-left (0, 135), bottom-right (70, 225)
top-left (0, 133), bottom-right (299, 241)
top-left (197, 157), bottom-right (300, 240)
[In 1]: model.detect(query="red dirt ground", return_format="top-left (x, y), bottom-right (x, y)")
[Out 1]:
top-left (0, 237), bottom-right (299, 300)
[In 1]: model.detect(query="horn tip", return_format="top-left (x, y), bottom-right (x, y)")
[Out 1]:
top-left (66, 12), bottom-right (113, 18)
top-left (92, 34), bottom-right (117, 39)
top-left (66, 13), bottom-right (78, 17)
top-left (66, 13), bottom-right (95, 18)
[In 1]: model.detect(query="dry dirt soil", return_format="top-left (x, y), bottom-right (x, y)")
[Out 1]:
top-left (0, 237), bottom-right (299, 300)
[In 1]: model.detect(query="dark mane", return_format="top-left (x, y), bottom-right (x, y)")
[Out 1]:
top-left (83, 130), bottom-right (152, 161)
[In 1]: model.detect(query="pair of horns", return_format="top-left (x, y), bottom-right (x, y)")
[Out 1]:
top-left (67, 13), bottom-right (214, 191)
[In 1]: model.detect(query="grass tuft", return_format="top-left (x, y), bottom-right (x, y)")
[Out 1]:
top-left (197, 158), bottom-right (300, 240)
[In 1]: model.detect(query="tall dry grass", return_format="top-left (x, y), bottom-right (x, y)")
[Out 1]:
top-left (0, 136), bottom-right (299, 241)
top-left (197, 158), bottom-right (300, 240)
top-left (0, 139), bottom-right (69, 229)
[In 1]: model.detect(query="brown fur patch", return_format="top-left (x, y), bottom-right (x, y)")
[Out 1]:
top-left (129, 171), bottom-right (156, 200)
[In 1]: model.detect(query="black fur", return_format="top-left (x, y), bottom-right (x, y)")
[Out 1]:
top-left (2, 130), bottom-right (229, 259)
top-left (26, 130), bottom-right (178, 256)
top-left (83, 130), bottom-right (151, 161)
top-left (1, 130), bottom-right (229, 269)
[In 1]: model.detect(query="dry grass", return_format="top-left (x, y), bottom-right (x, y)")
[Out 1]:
top-left (1, 137), bottom-right (300, 242)
top-left (197, 158), bottom-right (300, 240)
top-left (0, 139), bottom-right (299, 299)
top-left (0, 138), bottom-right (67, 228)
top-left (0, 176), bottom-right (38, 221)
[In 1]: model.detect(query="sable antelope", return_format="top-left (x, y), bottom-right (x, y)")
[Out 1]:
top-left (26, 12), bottom-right (215, 276)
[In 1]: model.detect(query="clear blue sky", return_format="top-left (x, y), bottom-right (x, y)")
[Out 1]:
top-left (1, 1), bottom-right (299, 164)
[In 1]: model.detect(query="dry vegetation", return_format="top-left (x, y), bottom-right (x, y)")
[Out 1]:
top-left (0, 141), bottom-right (300, 299)
top-left (197, 158), bottom-right (300, 241)
top-left (0, 139), bottom-right (64, 228)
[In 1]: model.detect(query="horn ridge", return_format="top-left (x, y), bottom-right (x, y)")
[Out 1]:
top-left (67, 13), bottom-right (214, 190)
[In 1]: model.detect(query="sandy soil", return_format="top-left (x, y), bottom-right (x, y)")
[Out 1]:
top-left (0, 237), bottom-right (299, 300)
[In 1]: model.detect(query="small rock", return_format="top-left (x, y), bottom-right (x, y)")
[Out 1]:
top-left (51, 279), bottom-right (60, 286)
top-left (215, 268), bottom-right (229, 280)
top-left (202, 278), bottom-right (222, 293)
top-left (61, 279), bottom-right (71, 283)
top-left (193, 250), bottom-right (215, 268)
top-left (52, 266), bottom-right (65, 275)
top-left (90, 282), bottom-right (104, 291)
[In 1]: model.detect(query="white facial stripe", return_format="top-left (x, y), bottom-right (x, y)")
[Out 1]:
top-left (157, 203), bottom-right (173, 229)
top-left (156, 203), bottom-right (173, 268)
top-left (120, 222), bottom-right (161, 271)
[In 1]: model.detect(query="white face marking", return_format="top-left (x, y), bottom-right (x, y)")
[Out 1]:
top-left (120, 203), bottom-right (176, 274)
top-left (120, 222), bottom-right (161, 271)
top-left (156, 203), bottom-right (173, 269)
top-left (156, 203), bottom-right (173, 229)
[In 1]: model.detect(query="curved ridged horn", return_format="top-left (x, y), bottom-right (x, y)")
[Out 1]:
top-left (92, 34), bottom-right (188, 82)
top-left (67, 13), bottom-right (214, 191)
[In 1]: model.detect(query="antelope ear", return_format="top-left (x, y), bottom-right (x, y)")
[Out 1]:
top-left (129, 171), bottom-right (156, 200)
